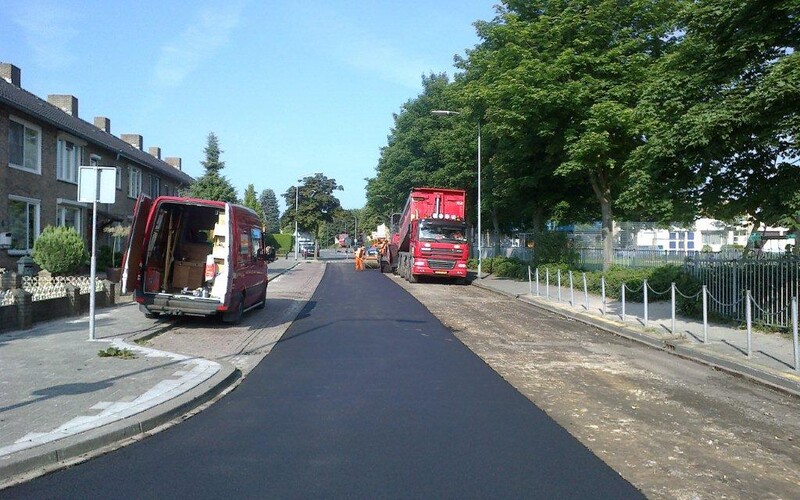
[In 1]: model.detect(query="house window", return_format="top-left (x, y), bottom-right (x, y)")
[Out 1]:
top-left (57, 204), bottom-right (82, 234)
top-left (128, 167), bottom-right (142, 198)
top-left (8, 117), bottom-right (41, 174)
top-left (150, 176), bottom-right (160, 197)
top-left (115, 166), bottom-right (122, 189)
top-left (8, 196), bottom-right (40, 254)
top-left (56, 138), bottom-right (83, 183)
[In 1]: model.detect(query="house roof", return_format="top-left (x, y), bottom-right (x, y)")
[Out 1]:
top-left (0, 79), bottom-right (194, 185)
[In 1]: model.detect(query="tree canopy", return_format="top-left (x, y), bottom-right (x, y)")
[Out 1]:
top-left (187, 132), bottom-right (238, 203)
top-left (259, 188), bottom-right (281, 233)
top-left (242, 184), bottom-right (264, 222)
top-left (280, 173), bottom-right (345, 246)
top-left (364, 0), bottom-right (799, 265)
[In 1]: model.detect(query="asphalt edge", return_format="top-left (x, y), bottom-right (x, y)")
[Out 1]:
top-left (0, 357), bottom-right (239, 488)
top-left (472, 280), bottom-right (800, 399)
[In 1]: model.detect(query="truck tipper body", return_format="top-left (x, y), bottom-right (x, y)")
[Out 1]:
top-left (392, 187), bottom-right (468, 283)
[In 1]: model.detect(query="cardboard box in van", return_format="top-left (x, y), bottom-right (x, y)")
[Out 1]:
top-left (122, 195), bottom-right (268, 323)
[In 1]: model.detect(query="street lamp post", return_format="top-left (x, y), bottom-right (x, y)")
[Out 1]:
top-left (431, 110), bottom-right (482, 279)
top-left (294, 184), bottom-right (300, 260)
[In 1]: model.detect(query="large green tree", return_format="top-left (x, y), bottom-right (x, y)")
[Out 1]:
top-left (459, 0), bottom-right (683, 267)
top-left (280, 173), bottom-right (344, 252)
top-left (259, 188), bottom-right (281, 233)
top-left (187, 132), bottom-right (238, 203)
top-left (634, 0), bottom-right (800, 233)
top-left (366, 73), bottom-right (476, 229)
top-left (242, 184), bottom-right (264, 222)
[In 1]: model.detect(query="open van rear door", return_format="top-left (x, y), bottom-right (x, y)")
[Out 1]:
top-left (121, 194), bottom-right (153, 294)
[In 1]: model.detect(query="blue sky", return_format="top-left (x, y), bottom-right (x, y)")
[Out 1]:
top-left (1, 0), bottom-right (497, 211)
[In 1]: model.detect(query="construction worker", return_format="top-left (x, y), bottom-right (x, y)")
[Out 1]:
top-left (378, 239), bottom-right (389, 271)
top-left (354, 245), bottom-right (365, 271)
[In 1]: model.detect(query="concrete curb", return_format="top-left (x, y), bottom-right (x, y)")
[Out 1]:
top-left (0, 351), bottom-right (240, 489)
top-left (472, 280), bottom-right (800, 399)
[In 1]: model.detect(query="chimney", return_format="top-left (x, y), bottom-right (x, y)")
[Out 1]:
top-left (0, 63), bottom-right (21, 87)
top-left (121, 134), bottom-right (143, 150)
top-left (47, 94), bottom-right (79, 117)
top-left (149, 147), bottom-right (161, 159)
top-left (165, 157), bottom-right (182, 171)
top-left (94, 116), bottom-right (111, 133)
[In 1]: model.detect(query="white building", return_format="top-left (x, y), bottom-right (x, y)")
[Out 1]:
top-left (632, 218), bottom-right (795, 253)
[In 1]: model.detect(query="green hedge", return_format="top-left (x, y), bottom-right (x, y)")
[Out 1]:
top-left (265, 233), bottom-right (294, 254)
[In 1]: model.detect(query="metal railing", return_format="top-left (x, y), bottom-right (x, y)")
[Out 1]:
top-left (684, 257), bottom-right (800, 329)
top-left (529, 265), bottom-right (800, 370)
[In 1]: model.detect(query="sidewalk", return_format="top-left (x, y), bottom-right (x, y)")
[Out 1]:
top-left (473, 274), bottom-right (800, 397)
top-left (0, 259), bottom-right (308, 487)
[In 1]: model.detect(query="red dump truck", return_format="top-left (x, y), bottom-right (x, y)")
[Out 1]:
top-left (393, 187), bottom-right (469, 283)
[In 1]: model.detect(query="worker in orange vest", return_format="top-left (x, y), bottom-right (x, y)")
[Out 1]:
top-left (354, 245), bottom-right (365, 271)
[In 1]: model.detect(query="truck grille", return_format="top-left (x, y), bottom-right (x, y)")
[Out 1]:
top-left (428, 259), bottom-right (456, 270)
top-left (421, 248), bottom-right (465, 259)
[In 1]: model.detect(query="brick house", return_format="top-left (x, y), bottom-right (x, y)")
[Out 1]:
top-left (0, 63), bottom-right (193, 271)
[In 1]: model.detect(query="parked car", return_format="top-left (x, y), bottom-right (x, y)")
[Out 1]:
top-left (300, 244), bottom-right (315, 258)
top-left (121, 195), bottom-right (268, 324)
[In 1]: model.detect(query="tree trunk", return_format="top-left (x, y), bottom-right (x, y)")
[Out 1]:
top-left (531, 206), bottom-right (544, 237)
top-left (589, 172), bottom-right (614, 271)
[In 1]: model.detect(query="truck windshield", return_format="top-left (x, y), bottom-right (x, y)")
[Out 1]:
top-left (418, 221), bottom-right (467, 243)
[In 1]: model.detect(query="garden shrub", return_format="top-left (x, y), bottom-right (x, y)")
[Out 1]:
top-left (32, 226), bottom-right (88, 275)
top-left (97, 245), bottom-right (114, 270)
top-left (494, 258), bottom-right (528, 279)
top-left (531, 231), bottom-right (579, 267)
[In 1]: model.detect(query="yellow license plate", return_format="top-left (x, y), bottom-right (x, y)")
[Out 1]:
top-left (434, 271), bottom-right (448, 275)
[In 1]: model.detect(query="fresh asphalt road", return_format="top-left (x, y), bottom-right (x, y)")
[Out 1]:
top-left (5, 263), bottom-right (642, 499)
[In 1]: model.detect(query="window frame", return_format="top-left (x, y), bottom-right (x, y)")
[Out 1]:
top-left (7, 194), bottom-right (41, 255)
top-left (150, 175), bottom-right (160, 197)
top-left (8, 115), bottom-right (42, 175)
top-left (128, 166), bottom-right (142, 198)
top-left (56, 198), bottom-right (85, 235)
top-left (56, 134), bottom-right (85, 184)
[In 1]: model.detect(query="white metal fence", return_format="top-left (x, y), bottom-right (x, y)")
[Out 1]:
top-left (577, 248), bottom-right (747, 270)
top-left (683, 257), bottom-right (800, 329)
top-left (529, 266), bottom-right (800, 370)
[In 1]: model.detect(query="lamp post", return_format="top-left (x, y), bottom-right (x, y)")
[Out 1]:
top-left (294, 184), bottom-right (300, 260)
top-left (431, 110), bottom-right (482, 279)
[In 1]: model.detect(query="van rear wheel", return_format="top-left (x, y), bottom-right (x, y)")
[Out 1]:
top-left (223, 294), bottom-right (244, 324)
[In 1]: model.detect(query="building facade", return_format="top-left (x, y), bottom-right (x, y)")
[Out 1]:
top-left (0, 63), bottom-right (193, 271)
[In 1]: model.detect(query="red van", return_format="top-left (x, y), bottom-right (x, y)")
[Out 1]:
top-left (121, 195), bottom-right (268, 323)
